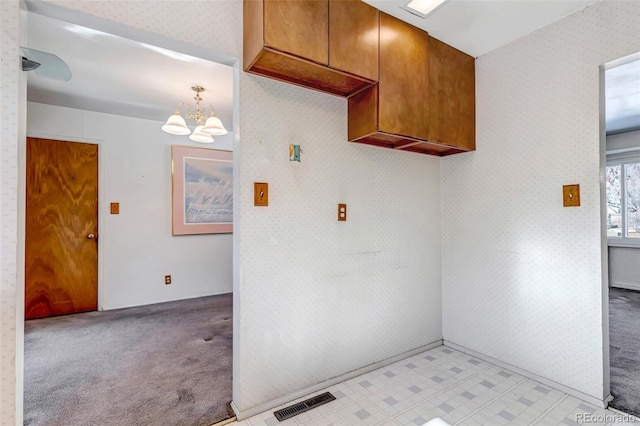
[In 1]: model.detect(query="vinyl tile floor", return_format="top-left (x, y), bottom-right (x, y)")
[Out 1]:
top-left (233, 346), bottom-right (637, 426)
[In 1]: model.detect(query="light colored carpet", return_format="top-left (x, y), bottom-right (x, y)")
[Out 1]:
top-left (24, 293), bottom-right (233, 426)
top-left (609, 287), bottom-right (640, 417)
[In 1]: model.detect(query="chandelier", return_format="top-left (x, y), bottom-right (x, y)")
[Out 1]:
top-left (161, 85), bottom-right (228, 143)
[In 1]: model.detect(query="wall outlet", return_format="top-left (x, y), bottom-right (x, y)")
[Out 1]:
top-left (110, 202), bottom-right (120, 214)
top-left (338, 204), bottom-right (347, 221)
top-left (165, 275), bottom-right (172, 285)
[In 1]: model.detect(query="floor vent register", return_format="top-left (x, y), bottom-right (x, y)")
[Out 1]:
top-left (273, 392), bottom-right (336, 422)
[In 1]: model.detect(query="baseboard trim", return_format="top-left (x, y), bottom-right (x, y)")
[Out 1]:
top-left (231, 339), bottom-right (443, 420)
top-left (610, 282), bottom-right (640, 292)
top-left (608, 405), bottom-right (640, 421)
top-left (100, 291), bottom-right (232, 311)
top-left (605, 393), bottom-right (613, 406)
top-left (443, 340), bottom-right (607, 408)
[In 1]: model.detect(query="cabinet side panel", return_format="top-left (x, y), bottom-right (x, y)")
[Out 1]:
top-left (329, 0), bottom-right (378, 81)
top-left (244, 0), bottom-right (265, 70)
top-left (428, 37), bottom-right (476, 151)
top-left (264, 0), bottom-right (328, 65)
top-left (378, 13), bottom-right (430, 140)
top-left (348, 85), bottom-right (378, 141)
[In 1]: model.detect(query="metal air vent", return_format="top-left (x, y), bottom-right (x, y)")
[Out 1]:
top-left (273, 392), bottom-right (336, 422)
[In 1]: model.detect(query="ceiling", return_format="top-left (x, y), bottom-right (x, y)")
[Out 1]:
top-left (606, 59), bottom-right (640, 135)
top-left (23, 1), bottom-right (638, 136)
top-left (363, 0), bottom-right (598, 58)
top-left (24, 12), bottom-right (234, 130)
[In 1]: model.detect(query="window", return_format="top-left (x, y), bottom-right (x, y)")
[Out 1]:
top-left (607, 157), bottom-right (640, 242)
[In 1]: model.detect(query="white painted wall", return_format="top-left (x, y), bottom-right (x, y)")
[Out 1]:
top-left (609, 247), bottom-right (640, 291)
top-left (442, 0), bottom-right (640, 403)
top-left (27, 102), bottom-right (233, 310)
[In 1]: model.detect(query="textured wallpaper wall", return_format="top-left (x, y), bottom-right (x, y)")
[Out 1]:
top-left (0, 1), bottom-right (21, 423)
top-left (442, 0), bottom-right (640, 402)
top-left (236, 75), bottom-right (442, 411)
top-left (0, 0), bottom-right (443, 420)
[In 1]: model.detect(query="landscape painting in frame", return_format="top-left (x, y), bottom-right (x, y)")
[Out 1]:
top-left (172, 145), bottom-right (233, 235)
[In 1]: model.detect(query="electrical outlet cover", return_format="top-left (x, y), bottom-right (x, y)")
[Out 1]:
top-left (338, 204), bottom-right (347, 221)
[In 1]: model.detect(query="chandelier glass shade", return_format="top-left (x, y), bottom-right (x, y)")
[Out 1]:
top-left (189, 126), bottom-right (215, 143)
top-left (161, 85), bottom-right (228, 143)
top-left (161, 113), bottom-right (191, 135)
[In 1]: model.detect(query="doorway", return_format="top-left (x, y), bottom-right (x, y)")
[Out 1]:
top-left (603, 53), bottom-right (640, 417)
top-left (25, 137), bottom-right (98, 319)
top-left (21, 7), bottom-right (238, 426)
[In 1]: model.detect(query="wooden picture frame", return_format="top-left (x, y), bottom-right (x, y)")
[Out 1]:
top-left (171, 145), bottom-right (233, 235)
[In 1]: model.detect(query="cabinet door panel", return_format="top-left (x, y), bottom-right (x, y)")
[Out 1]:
top-left (329, 0), bottom-right (378, 81)
top-left (428, 37), bottom-right (475, 150)
top-left (264, 0), bottom-right (329, 65)
top-left (378, 13), bottom-right (430, 139)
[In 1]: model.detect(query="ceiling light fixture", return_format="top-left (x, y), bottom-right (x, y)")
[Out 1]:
top-left (161, 85), bottom-right (227, 143)
top-left (403, 0), bottom-right (449, 18)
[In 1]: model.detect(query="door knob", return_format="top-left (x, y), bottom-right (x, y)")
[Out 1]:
top-left (87, 233), bottom-right (95, 240)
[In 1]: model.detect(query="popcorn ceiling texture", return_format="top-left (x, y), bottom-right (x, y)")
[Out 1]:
top-left (1, 0), bottom-right (443, 419)
top-left (442, 0), bottom-right (640, 402)
top-left (1, 1), bottom-right (20, 423)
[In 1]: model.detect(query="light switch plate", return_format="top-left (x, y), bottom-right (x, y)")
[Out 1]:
top-left (289, 144), bottom-right (301, 162)
top-left (254, 182), bottom-right (268, 206)
top-left (563, 184), bottom-right (580, 207)
top-left (110, 202), bottom-right (120, 214)
top-left (338, 204), bottom-right (347, 221)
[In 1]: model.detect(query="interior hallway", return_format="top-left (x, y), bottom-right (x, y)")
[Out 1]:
top-left (24, 293), bottom-right (233, 426)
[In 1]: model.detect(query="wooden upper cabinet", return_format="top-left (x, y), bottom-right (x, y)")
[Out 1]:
top-left (329, 0), bottom-right (378, 81)
top-left (264, 0), bottom-right (328, 65)
top-left (427, 37), bottom-right (475, 151)
top-left (244, 0), bottom-right (377, 97)
top-left (378, 13), bottom-right (430, 140)
top-left (244, 2), bottom-right (475, 156)
top-left (348, 13), bottom-right (475, 156)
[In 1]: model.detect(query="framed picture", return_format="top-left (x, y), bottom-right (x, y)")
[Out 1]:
top-left (171, 145), bottom-right (233, 235)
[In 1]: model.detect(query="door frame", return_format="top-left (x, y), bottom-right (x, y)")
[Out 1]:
top-left (600, 50), bottom-right (640, 408)
top-left (598, 62), bottom-right (611, 405)
top-left (16, 6), bottom-right (241, 425)
top-left (24, 133), bottom-right (106, 311)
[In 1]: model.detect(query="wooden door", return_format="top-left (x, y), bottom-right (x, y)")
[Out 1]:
top-left (25, 138), bottom-right (98, 319)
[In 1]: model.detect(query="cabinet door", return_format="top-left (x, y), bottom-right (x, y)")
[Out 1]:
top-left (329, 0), bottom-right (378, 81)
top-left (378, 13), bottom-right (430, 139)
top-left (264, 0), bottom-right (329, 65)
top-left (428, 37), bottom-right (475, 150)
